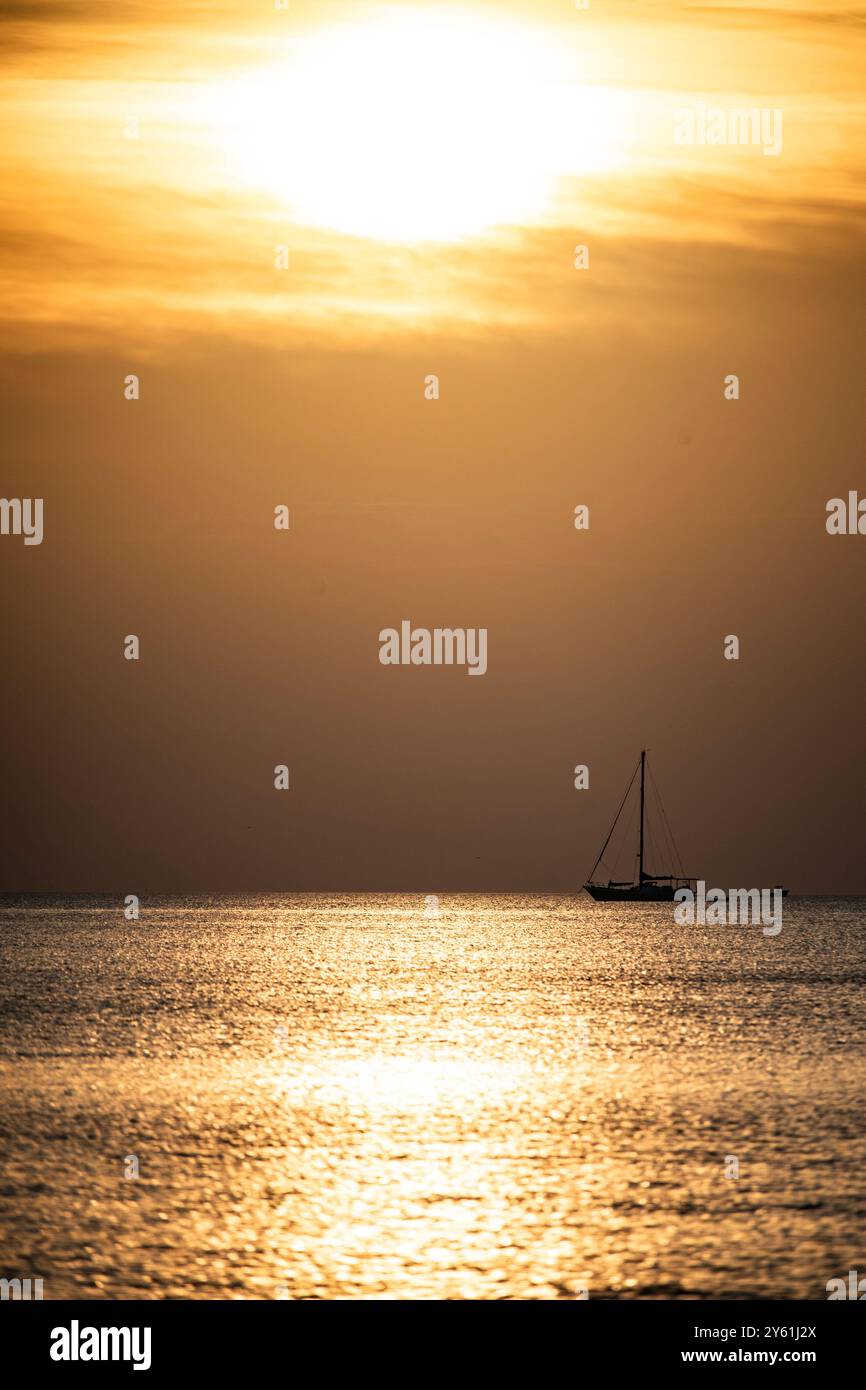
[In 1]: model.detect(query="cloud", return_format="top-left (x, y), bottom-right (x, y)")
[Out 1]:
top-left (684, 4), bottom-right (866, 28)
top-left (0, 0), bottom-right (256, 53)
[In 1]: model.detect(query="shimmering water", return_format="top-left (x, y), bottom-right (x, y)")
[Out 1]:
top-left (0, 895), bottom-right (864, 1300)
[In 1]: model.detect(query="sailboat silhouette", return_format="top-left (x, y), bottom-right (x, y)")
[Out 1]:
top-left (583, 750), bottom-right (788, 902)
top-left (584, 750), bottom-right (693, 902)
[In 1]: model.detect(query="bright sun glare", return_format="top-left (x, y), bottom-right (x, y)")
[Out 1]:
top-left (205, 9), bottom-right (631, 244)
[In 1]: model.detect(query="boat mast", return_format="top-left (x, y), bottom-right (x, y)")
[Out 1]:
top-left (638, 749), bottom-right (646, 882)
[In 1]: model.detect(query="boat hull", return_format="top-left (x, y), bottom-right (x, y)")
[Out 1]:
top-left (584, 883), bottom-right (678, 902)
top-left (584, 884), bottom-right (788, 902)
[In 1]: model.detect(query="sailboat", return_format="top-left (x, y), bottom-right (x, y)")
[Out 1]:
top-left (584, 749), bottom-right (693, 902)
top-left (584, 750), bottom-right (789, 901)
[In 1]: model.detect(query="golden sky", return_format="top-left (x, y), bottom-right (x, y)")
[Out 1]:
top-left (2, 2), bottom-right (866, 893)
top-left (2, 0), bottom-right (864, 344)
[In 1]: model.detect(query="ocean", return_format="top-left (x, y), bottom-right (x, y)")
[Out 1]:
top-left (0, 894), bottom-right (863, 1300)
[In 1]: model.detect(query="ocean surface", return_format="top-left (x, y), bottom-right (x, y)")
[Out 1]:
top-left (0, 894), bottom-right (864, 1300)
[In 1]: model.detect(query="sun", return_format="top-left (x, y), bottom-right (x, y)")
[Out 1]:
top-left (203, 8), bottom-right (631, 244)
